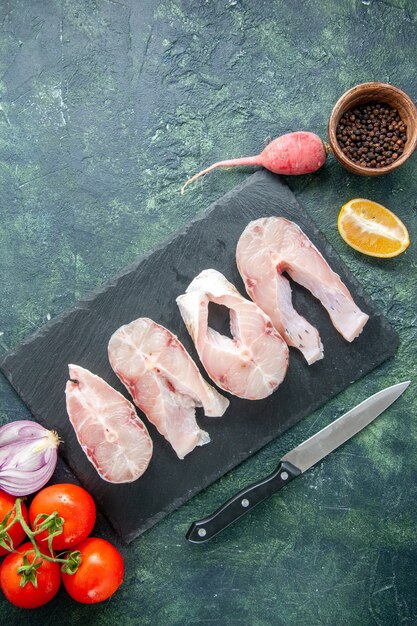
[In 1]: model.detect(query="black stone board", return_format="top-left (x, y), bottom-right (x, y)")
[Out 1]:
top-left (0, 171), bottom-right (398, 543)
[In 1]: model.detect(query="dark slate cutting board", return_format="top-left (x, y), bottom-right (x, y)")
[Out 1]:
top-left (0, 171), bottom-right (398, 543)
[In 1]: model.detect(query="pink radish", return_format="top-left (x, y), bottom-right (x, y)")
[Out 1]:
top-left (181, 131), bottom-right (328, 193)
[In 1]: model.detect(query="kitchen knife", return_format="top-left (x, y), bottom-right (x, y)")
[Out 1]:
top-left (186, 381), bottom-right (410, 543)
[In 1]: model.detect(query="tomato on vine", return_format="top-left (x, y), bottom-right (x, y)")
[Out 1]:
top-left (29, 484), bottom-right (96, 551)
top-left (0, 542), bottom-right (61, 609)
top-left (0, 489), bottom-right (29, 556)
top-left (0, 483), bottom-right (124, 609)
top-left (62, 537), bottom-right (124, 604)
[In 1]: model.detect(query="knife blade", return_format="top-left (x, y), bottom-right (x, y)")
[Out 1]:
top-left (186, 381), bottom-right (410, 543)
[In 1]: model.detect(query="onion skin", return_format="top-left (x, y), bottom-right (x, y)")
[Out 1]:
top-left (0, 421), bottom-right (59, 496)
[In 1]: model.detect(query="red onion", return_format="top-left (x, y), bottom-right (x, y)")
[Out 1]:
top-left (0, 421), bottom-right (59, 496)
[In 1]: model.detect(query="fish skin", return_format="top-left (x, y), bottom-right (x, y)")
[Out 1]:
top-left (65, 364), bottom-right (153, 483)
top-left (236, 217), bottom-right (369, 364)
top-left (177, 269), bottom-right (289, 400)
top-left (108, 318), bottom-right (229, 460)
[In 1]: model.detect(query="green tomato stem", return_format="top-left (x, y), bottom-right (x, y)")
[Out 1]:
top-left (1, 517), bottom-right (18, 535)
top-left (1, 498), bottom-right (82, 577)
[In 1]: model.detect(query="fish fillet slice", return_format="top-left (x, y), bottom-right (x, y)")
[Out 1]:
top-left (65, 364), bottom-right (153, 483)
top-left (108, 318), bottom-right (229, 459)
top-left (176, 269), bottom-right (289, 400)
top-left (236, 217), bottom-right (369, 364)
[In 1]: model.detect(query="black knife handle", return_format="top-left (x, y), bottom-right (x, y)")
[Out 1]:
top-left (186, 460), bottom-right (301, 543)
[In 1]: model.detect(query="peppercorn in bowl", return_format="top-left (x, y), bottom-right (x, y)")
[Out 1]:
top-left (328, 82), bottom-right (417, 176)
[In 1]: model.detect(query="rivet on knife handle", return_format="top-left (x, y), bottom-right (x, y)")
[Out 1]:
top-left (186, 461), bottom-right (301, 543)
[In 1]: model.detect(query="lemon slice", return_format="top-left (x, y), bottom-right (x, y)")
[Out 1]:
top-left (338, 198), bottom-right (410, 258)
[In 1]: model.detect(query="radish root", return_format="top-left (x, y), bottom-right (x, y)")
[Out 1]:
top-left (180, 132), bottom-right (328, 194)
top-left (181, 156), bottom-right (261, 194)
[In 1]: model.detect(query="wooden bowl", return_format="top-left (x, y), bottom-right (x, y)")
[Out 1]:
top-left (328, 82), bottom-right (417, 176)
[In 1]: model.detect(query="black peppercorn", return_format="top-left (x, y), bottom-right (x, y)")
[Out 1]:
top-left (336, 101), bottom-right (408, 168)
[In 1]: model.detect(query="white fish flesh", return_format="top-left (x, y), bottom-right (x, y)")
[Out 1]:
top-left (236, 217), bottom-right (369, 364)
top-left (176, 269), bottom-right (289, 400)
top-left (108, 318), bottom-right (229, 460)
top-left (65, 364), bottom-right (153, 483)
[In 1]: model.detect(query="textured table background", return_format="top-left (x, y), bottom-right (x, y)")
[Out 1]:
top-left (0, 1), bottom-right (416, 624)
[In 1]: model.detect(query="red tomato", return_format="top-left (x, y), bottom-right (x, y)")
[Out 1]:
top-left (29, 484), bottom-right (96, 551)
top-left (0, 489), bottom-right (29, 557)
top-left (62, 537), bottom-right (124, 604)
top-left (0, 542), bottom-right (61, 608)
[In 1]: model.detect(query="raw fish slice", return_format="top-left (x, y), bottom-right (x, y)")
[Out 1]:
top-left (237, 234), bottom-right (323, 364)
top-left (65, 364), bottom-right (153, 483)
top-left (176, 269), bottom-right (289, 400)
top-left (108, 318), bottom-right (229, 460)
top-left (236, 217), bottom-right (369, 364)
